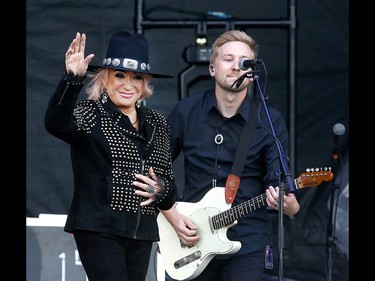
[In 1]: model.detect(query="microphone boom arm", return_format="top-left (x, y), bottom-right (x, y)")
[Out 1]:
top-left (231, 70), bottom-right (260, 88)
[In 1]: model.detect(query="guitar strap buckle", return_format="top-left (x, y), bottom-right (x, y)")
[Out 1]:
top-left (225, 174), bottom-right (240, 204)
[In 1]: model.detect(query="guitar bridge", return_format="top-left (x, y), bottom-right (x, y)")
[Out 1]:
top-left (174, 251), bottom-right (202, 269)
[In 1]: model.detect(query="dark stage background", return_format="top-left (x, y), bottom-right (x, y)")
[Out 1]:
top-left (27, 1), bottom-right (349, 280)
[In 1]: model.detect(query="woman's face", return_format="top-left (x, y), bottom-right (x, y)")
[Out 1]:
top-left (106, 69), bottom-right (144, 110)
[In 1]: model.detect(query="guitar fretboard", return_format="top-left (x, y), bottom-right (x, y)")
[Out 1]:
top-left (210, 193), bottom-right (267, 230)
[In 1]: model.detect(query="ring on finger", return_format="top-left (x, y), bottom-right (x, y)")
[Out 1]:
top-left (146, 185), bottom-right (155, 194)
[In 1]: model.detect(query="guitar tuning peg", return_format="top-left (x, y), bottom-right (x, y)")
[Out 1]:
top-left (306, 168), bottom-right (311, 172)
top-left (314, 167), bottom-right (319, 171)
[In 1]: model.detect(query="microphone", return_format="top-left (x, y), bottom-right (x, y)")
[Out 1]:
top-left (238, 58), bottom-right (262, 70)
top-left (332, 123), bottom-right (346, 161)
top-left (333, 123), bottom-right (346, 136)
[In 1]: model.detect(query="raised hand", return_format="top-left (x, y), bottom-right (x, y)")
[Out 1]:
top-left (65, 32), bottom-right (95, 77)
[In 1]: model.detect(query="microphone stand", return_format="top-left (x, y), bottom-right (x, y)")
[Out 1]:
top-left (254, 74), bottom-right (294, 281)
top-left (234, 71), bottom-right (294, 281)
top-left (326, 142), bottom-right (340, 281)
top-left (278, 184), bottom-right (285, 281)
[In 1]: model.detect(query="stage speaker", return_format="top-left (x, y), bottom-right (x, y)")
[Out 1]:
top-left (27, 214), bottom-right (87, 281)
top-left (27, 214), bottom-right (164, 281)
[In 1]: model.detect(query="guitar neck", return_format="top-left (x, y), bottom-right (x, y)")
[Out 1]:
top-left (210, 193), bottom-right (268, 230)
top-left (209, 168), bottom-right (333, 230)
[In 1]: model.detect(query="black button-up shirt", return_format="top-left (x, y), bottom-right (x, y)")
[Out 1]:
top-left (167, 89), bottom-right (289, 255)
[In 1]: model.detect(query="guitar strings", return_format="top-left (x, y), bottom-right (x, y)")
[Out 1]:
top-left (211, 193), bottom-right (268, 229)
top-left (188, 193), bottom-right (268, 233)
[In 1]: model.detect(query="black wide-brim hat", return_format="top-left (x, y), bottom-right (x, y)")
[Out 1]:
top-left (88, 31), bottom-right (173, 78)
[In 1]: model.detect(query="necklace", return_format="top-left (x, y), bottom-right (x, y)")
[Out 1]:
top-left (118, 107), bottom-right (137, 126)
top-left (213, 113), bottom-right (236, 144)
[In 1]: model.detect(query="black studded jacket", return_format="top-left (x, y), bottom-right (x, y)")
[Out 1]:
top-left (44, 73), bottom-right (177, 241)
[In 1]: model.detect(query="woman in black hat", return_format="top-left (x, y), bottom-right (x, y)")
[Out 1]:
top-left (45, 31), bottom-right (177, 281)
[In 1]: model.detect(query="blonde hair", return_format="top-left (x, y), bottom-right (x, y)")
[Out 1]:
top-left (210, 30), bottom-right (259, 64)
top-left (85, 69), bottom-right (154, 101)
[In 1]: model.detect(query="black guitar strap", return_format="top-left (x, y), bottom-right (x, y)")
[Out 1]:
top-left (225, 97), bottom-right (260, 203)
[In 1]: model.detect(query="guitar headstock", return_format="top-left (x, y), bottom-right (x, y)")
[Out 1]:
top-left (295, 167), bottom-right (334, 189)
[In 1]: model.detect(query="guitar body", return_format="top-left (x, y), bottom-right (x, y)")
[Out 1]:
top-left (157, 187), bottom-right (241, 281)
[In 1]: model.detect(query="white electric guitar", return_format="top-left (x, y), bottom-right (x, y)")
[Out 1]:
top-left (157, 169), bottom-right (334, 281)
